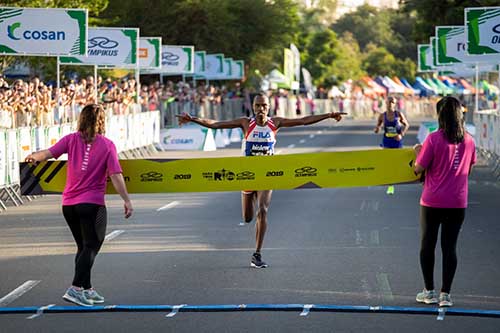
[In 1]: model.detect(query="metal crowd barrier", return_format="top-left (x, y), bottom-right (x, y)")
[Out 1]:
top-left (474, 110), bottom-right (500, 180)
top-left (0, 110), bottom-right (160, 212)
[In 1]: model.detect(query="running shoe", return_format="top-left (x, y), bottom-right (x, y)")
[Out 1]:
top-left (63, 286), bottom-right (93, 307)
top-left (386, 185), bottom-right (395, 195)
top-left (416, 289), bottom-right (438, 304)
top-left (439, 292), bottom-right (453, 307)
top-left (251, 252), bottom-right (268, 268)
top-left (84, 288), bottom-right (105, 304)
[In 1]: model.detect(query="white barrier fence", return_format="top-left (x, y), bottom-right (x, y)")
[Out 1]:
top-left (0, 111), bottom-right (160, 211)
top-left (473, 110), bottom-right (500, 180)
top-left (417, 110), bottom-right (500, 180)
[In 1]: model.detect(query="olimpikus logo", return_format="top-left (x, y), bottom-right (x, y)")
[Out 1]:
top-left (7, 22), bottom-right (66, 41)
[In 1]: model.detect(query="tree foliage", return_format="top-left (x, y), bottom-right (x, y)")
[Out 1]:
top-left (401, 0), bottom-right (500, 43)
top-left (99, 0), bottom-right (299, 75)
top-left (330, 4), bottom-right (417, 80)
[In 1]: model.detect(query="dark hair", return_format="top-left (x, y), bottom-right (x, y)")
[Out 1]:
top-left (437, 96), bottom-right (465, 144)
top-left (436, 97), bottom-right (446, 115)
top-left (252, 92), bottom-right (269, 104)
top-left (77, 104), bottom-right (105, 143)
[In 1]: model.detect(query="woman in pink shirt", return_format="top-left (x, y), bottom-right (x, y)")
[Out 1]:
top-left (413, 96), bottom-right (476, 307)
top-left (25, 104), bottom-right (133, 307)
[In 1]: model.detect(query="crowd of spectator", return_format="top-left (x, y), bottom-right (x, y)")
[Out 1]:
top-left (0, 74), bottom-right (242, 129)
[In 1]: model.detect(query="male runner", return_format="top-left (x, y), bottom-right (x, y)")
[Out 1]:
top-left (177, 93), bottom-right (345, 268)
top-left (374, 96), bottom-right (410, 195)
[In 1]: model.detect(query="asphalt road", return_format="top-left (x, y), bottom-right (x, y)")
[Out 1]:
top-left (1, 118), bottom-right (500, 333)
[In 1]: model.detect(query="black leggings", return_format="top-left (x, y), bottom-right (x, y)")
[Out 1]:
top-left (420, 205), bottom-right (465, 293)
top-left (63, 204), bottom-right (107, 289)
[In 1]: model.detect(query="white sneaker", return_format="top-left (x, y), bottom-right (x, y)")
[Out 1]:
top-left (84, 288), bottom-right (105, 304)
top-left (416, 289), bottom-right (438, 304)
top-left (439, 292), bottom-right (453, 307)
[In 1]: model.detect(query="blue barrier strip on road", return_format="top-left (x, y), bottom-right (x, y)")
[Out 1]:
top-left (1, 304), bottom-right (500, 318)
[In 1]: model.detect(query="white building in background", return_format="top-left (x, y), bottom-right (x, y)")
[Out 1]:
top-left (335, 0), bottom-right (399, 19)
top-left (301, 0), bottom-right (399, 21)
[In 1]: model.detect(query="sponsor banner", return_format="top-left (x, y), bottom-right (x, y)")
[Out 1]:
top-left (7, 129), bottom-right (19, 184)
top-left (284, 48), bottom-right (294, 85)
top-left (229, 128), bottom-right (243, 143)
top-left (231, 60), bottom-right (244, 79)
top-left (204, 53), bottom-right (224, 78)
top-left (290, 43), bottom-right (301, 83)
top-left (187, 50), bottom-right (206, 77)
top-left (46, 126), bottom-right (60, 148)
top-left (160, 127), bottom-right (216, 151)
top-left (418, 44), bottom-right (434, 72)
top-left (0, 130), bottom-right (6, 186)
top-left (144, 45), bottom-right (194, 74)
top-left (17, 127), bottom-right (31, 161)
top-left (431, 37), bottom-right (439, 67)
top-left (302, 68), bottom-right (314, 96)
top-left (436, 26), bottom-right (499, 65)
top-left (20, 149), bottom-right (420, 195)
top-left (139, 37), bottom-right (161, 69)
top-left (59, 27), bottom-right (139, 67)
top-left (465, 7), bottom-right (500, 56)
top-left (0, 7), bottom-right (87, 56)
top-left (223, 58), bottom-right (233, 78)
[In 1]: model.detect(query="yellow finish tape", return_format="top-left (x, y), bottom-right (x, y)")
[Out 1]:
top-left (20, 149), bottom-right (419, 195)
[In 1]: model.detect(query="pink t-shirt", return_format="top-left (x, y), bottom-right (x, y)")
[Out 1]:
top-left (416, 129), bottom-right (476, 208)
top-left (49, 133), bottom-right (122, 206)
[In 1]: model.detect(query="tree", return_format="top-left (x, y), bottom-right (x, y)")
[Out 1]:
top-left (99, 0), bottom-right (300, 77)
top-left (362, 43), bottom-right (398, 77)
top-left (332, 4), bottom-right (394, 52)
top-left (401, 0), bottom-right (500, 43)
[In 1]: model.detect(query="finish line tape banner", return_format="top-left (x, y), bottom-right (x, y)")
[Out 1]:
top-left (20, 149), bottom-right (419, 195)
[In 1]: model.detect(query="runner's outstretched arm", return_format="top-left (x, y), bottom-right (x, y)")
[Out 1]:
top-left (176, 113), bottom-right (248, 129)
top-left (273, 112), bottom-right (346, 128)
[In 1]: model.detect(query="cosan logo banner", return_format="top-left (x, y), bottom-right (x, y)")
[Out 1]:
top-left (0, 7), bottom-right (87, 56)
top-left (159, 45), bottom-right (194, 74)
top-left (59, 27), bottom-right (138, 67)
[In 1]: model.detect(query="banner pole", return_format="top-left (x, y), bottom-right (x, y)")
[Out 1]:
top-left (56, 57), bottom-right (60, 90)
top-left (94, 65), bottom-right (98, 102)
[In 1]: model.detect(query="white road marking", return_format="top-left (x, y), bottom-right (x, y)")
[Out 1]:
top-left (376, 273), bottom-right (394, 301)
top-left (157, 201), bottom-right (180, 212)
top-left (0, 280), bottom-right (41, 306)
top-left (355, 230), bottom-right (362, 245)
top-left (360, 278), bottom-right (372, 298)
top-left (105, 230), bottom-right (125, 241)
top-left (370, 230), bottom-right (380, 245)
top-left (26, 304), bottom-right (55, 320)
